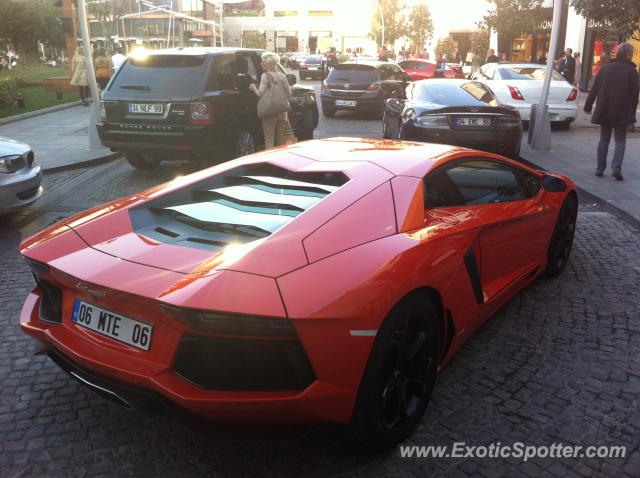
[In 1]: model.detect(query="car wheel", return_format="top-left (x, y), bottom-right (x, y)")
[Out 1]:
top-left (322, 104), bottom-right (336, 118)
top-left (125, 153), bottom-right (161, 170)
top-left (233, 128), bottom-right (256, 158)
top-left (543, 194), bottom-right (577, 278)
top-left (299, 109), bottom-right (315, 141)
top-left (558, 120), bottom-right (572, 130)
top-left (351, 294), bottom-right (442, 450)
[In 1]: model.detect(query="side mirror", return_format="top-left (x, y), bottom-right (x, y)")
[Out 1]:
top-left (287, 73), bottom-right (297, 86)
top-left (541, 175), bottom-right (567, 192)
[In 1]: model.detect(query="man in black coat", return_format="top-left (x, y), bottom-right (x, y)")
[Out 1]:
top-left (484, 48), bottom-right (498, 64)
top-left (584, 43), bottom-right (639, 180)
top-left (558, 48), bottom-right (576, 84)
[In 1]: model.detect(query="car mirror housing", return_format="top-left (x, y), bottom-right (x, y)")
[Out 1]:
top-left (287, 74), bottom-right (297, 86)
top-left (542, 175), bottom-right (567, 192)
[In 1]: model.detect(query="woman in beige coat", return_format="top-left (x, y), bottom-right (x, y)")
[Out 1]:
top-left (249, 51), bottom-right (291, 149)
top-left (70, 46), bottom-right (89, 105)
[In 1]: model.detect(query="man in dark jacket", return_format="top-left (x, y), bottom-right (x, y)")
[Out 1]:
top-left (484, 48), bottom-right (498, 64)
top-left (558, 48), bottom-right (576, 84)
top-left (584, 43), bottom-right (639, 180)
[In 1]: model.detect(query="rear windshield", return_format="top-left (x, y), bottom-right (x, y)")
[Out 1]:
top-left (498, 67), bottom-right (565, 81)
top-left (413, 82), bottom-right (497, 106)
top-left (111, 55), bottom-right (207, 95)
top-left (327, 65), bottom-right (377, 83)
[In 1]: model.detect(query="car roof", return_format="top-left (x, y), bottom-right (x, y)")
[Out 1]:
top-left (263, 137), bottom-right (469, 177)
top-left (492, 62), bottom-right (545, 69)
top-left (139, 47), bottom-right (264, 57)
top-left (342, 59), bottom-right (395, 68)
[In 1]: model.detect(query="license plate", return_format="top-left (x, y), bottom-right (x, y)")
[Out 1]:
top-left (336, 100), bottom-right (357, 107)
top-left (308, 66), bottom-right (319, 70)
top-left (455, 117), bottom-right (492, 127)
top-left (128, 103), bottom-right (163, 114)
top-left (72, 299), bottom-right (153, 351)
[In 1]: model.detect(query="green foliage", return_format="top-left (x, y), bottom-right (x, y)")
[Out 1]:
top-left (0, 0), bottom-right (65, 57)
top-left (369, 0), bottom-right (408, 47)
top-left (435, 37), bottom-right (458, 60)
top-left (471, 28), bottom-right (491, 55)
top-left (0, 77), bottom-right (18, 108)
top-left (336, 53), bottom-right (351, 63)
top-left (406, 4), bottom-right (434, 53)
top-left (4, 66), bottom-right (70, 86)
top-left (571, 0), bottom-right (640, 40)
top-left (0, 85), bottom-right (79, 118)
top-left (479, 0), bottom-right (545, 47)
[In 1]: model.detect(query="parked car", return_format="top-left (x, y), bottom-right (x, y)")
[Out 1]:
top-left (98, 48), bottom-right (319, 170)
top-left (398, 59), bottom-right (465, 80)
top-left (19, 137), bottom-right (577, 449)
top-left (321, 60), bottom-right (410, 118)
top-left (298, 55), bottom-right (324, 80)
top-left (288, 52), bottom-right (308, 70)
top-left (383, 79), bottom-right (523, 159)
top-left (0, 137), bottom-right (42, 213)
top-left (471, 63), bottom-right (578, 127)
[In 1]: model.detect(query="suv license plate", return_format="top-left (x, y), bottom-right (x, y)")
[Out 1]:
top-left (72, 299), bottom-right (152, 351)
top-left (129, 103), bottom-right (163, 114)
top-left (336, 100), bottom-right (357, 107)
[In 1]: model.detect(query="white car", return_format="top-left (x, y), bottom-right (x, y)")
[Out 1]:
top-left (471, 63), bottom-right (578, 127)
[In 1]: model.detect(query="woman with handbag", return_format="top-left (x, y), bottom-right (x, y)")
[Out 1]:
top-left (249, 52), bottom-right (292, 149)
top-left (94, 49), bottom-right (112, 91)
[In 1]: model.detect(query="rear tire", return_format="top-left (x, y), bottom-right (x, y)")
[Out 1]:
top-left (322, 104), bottom-right (335, 118)
top-left (543, 194), bottom-right (578, 278)
top-left (232, 128), bottom-right (256, 158)
top-left (126, 153), bottom-right (160, 170)
top-left (351, 294), bottom-right (442, 450)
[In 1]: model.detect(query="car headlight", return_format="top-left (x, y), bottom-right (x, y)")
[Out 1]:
top-left (415, 115), bottom-right (448, 127)
top-left (0, 154), bottom-right (25, 174)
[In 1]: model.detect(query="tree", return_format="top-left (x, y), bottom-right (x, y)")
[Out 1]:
top-left (0, 0), bottom-right (65, 58)
top-left (471, 27), bottom-right (491, 56)
top-left (571, 0), bottom-right (640, 41)
top-left (435, 36), bottom-right (457, 60)
top-left (369, 0), bottom-right (408, 47)
top-left (479, 0), bottom-right (545, 55)
top-left (405, 4), bottom-right (433, 54)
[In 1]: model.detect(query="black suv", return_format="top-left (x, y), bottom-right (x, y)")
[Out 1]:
top-left (321, 60), bottom-right (409, 119)
top-left (98, 48), bottom-right (319, 169)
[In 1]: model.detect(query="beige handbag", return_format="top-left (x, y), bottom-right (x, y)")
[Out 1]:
top-left (257, 72), bottom-right (291, 118)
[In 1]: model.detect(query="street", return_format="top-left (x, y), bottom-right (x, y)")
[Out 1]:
top-left (1, 77), bottom-right (639, 477)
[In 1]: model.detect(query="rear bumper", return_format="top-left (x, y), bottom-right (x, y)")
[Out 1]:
top-left (97, 123), bottom-right (227, 159)
top-left (321, 94), bottom-right (381, 113)
top-left (512, 103), bottom-right (578, 122)
top-left (20, 286), bottom-right (356, 426)
top-left (406, 124), bottom-right (522, 156)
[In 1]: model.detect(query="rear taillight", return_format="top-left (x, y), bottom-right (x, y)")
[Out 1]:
top-left (190, 102), bottom-right (213, 125)
top-left (507, 85), bottom-right (525, 101)
top-left (100, 101), bottom-right (107, 123)
top-left (566, 87), bottom-right (578, 101)
top-left (366, 83), bottom-right (381, 93)
top-left (322, 81), bottom-right (330, 90)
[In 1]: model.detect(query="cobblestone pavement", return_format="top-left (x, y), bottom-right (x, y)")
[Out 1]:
top-left (1, 159), bottom-right (639, 478)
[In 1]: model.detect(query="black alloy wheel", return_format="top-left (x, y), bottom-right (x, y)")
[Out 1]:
top-left (543, 194), bottom-right (578, 278)
top-left (352, 294), bottom-right (442, 449)
top-left (233, 129), bottom-right (256, 158)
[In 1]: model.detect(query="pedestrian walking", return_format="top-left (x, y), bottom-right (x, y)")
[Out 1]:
top-left (111, 47), bottom-right (126, 73)
top-left (70, 46), bottom-right (89, 106)
top-left (484, 48), bottom-right (498, 64)
top-left (573, 51), bottom-right (583, 91)
top-left (434, 53), bottom-right (446, 78)
top-left (94, 49), bottom-right (112, 91)
top-left (323, 47), bottom-right (339, 79)
top-left (249, 51), bottom-right (292, 149)
top-left (558, 48), bottom-right (576, 84)
top-left (378, 46), bottom-right (389, 62)
top-left (471, 48), bottom-right (483, 75)
top-left (584, 43), bottom-right (639, 180)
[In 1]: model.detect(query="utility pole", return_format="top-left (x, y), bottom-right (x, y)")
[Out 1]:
top-left (77, 0), bottom-right (102, 149)
top-left (531, 0), bottom-right (562, 150)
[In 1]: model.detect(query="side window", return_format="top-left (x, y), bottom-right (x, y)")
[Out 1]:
top-left (401, 61), bottom-right (415, 69)
top-left (423, 170), bottom-right (466, 209)
top-left (515, 167), bottom-right (542, 197)
top-left (236, 54), bottom-right (258, 82)
top-left (444, 160), bottom-right (529, 205)
top-left (206, 55), bottom-right (237, 90)
top-left (418, 62), bottom-right (433, 71)
top-left (390, 65), bottom-right (404, 80)
top-left (378, 65), bottom-right (394, 81)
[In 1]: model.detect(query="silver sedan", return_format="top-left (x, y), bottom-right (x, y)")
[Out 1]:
top-left (0, 137), bottom-right (43, 213)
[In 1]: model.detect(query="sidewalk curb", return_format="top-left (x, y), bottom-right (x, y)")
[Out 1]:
top-left (42, 151), bottom-right (122, 174)
top-left (519, 155), bottom-right (640, 231)
top-left (0, 100), bottom-right (83, 126)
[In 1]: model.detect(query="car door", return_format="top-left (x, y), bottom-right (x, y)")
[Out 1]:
top-left (235, 53), bottom-right (261, 125)
top-left (441, 158), bottom-right (554, 300)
